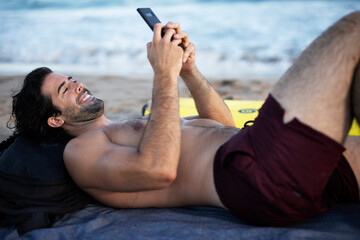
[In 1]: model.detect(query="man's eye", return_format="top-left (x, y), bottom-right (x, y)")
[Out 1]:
top-left (63, 87), bottom-right (68, 94)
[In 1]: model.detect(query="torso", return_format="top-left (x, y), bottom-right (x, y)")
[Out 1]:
top-left (90, 117), bottom-right (239, 209)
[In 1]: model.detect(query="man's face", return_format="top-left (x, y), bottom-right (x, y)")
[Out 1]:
top-left (41, 73), bottom-right (104, 125)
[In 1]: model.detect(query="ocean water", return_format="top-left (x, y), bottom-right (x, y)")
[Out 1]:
top-left (0, 0), bottom-right (359, 78)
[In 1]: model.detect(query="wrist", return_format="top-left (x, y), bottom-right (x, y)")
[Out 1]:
top-left (154, 68), bottom-right (179, 80)
top-left (180, 65), bottom-right (198, 78)
top-left (153, 71), bottom-right (179, 85)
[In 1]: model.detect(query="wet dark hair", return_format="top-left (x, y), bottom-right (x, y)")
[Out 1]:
top-left (2, 67), bottom-right (72, 148)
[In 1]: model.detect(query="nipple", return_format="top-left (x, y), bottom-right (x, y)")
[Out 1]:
top-left (133, 121), bottom-right (144, 131)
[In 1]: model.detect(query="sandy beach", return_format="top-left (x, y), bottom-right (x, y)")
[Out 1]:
top-left (0, 74), bottom-right (276, 142)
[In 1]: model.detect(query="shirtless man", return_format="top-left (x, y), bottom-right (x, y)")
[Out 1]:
top-left (27, 12), bottom-right (360, 226)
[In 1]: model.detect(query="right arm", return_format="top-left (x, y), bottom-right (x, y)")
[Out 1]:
top-left (64, 24), bottom-right (184, 193)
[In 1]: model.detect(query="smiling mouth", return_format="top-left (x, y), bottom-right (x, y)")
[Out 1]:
top-left (77, 91), bottom-right (94, 104)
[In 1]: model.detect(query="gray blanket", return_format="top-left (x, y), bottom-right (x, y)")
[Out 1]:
top-left (1, 203), bottom-right (359, 240)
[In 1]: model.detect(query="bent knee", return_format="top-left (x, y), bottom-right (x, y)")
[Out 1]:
top-left (338, 11), bottom-right (360, 31)
top-left (343, 11), bottom-right (360, 22)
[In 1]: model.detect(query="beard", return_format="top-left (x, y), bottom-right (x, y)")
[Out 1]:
top-left (63, 97), bottom-right (105, 123)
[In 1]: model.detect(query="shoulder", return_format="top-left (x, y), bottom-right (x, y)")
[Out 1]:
top-left (67, 129), bottom-right (109, 149)
top-left (63, 129), bottom-right (114, 189)
top-left (64, 129), bottom-right (110, 167)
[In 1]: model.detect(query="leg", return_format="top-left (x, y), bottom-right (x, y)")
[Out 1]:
top-left (272, 11), bottom-right (360, 144)
top-left (344, 136), bottom-right (360, 200)
top-left (352, 62), bottom-right (360, 125)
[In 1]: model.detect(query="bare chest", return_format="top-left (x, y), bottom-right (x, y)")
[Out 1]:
top-left (103, 118), bottom-right (238, 207)
top-left (104, 118), bottom-right (237, 146)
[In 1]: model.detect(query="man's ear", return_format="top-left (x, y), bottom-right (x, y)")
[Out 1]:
top-left (47, 116), bottom-right (64, 128)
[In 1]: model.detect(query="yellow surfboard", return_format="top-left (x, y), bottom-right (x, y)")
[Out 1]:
top-left (144, 98), bottom-right (360, 136)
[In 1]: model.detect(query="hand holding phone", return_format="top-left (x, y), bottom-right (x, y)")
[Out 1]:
top-left (137, 7), bottom-right (195, 66)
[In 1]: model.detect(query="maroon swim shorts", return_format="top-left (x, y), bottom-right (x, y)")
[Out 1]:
top-left (213, 94), bottom-right (359, 226)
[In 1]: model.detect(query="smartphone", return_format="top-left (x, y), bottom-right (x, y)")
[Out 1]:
top-left (137, 8), bottom-right (167, 38)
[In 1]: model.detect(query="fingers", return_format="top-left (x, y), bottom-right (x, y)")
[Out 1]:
top-left (162, 27), bottom-right (183, 47)
top-left (163, 22), bottom-right (195, 63)
top-left (152, 22), bottom-right (187, 49)
top-left (164, 22), bottom-right (189, 47)
top-left (153, 23), bottom-right (164, 43)
top-left (183, 42), bottom-right (195, 63)
top-left (174, 31), bottom-right (189, 47)
top-left (163, 27), bottom-right (176, 42)
top-left (165, 22), bottom-right (181, 33)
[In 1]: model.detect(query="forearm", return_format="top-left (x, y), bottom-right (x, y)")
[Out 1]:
top-left (180, 67), bottom-right (235, 127)
top-left (138, 73), bottom-right (181, 181)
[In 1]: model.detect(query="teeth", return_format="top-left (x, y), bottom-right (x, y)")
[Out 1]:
top-left (84, 94), bottom-right (90, 101)
top-left (81, 94), bottom-right (91, 103)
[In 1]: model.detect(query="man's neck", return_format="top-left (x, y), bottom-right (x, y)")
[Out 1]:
top-left (63, 115), bottom-right (112, 137)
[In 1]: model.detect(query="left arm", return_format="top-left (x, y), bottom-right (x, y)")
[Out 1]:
top-left (180, 66), bottom-right (235, 127)
top-left (166, 22), bottom-right (235, 127)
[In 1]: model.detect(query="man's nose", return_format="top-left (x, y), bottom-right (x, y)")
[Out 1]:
top-left (75, 82), bottom-right (83, 93)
